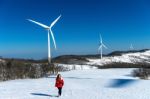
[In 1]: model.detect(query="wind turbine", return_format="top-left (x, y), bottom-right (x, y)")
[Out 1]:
top-left (98, 34), bottom-right (107, 59)
top-left (130, 43), bottom-right (134, 50)
top-left (27, 15), bottom-right (61, 64)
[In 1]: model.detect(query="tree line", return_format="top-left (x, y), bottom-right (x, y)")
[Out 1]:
top-left (0, 59), bottom-right (65, 81)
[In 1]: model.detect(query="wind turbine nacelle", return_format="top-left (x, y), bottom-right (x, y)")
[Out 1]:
top-left (45, 27), bottom-right (50, 30)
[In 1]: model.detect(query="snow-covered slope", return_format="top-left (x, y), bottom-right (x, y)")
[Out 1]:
top-left (0, 59), bottom-right (5, 63)
top-left (57, 64), bottom-right (97, 70)
top-left (87, 50), bottom-right (150, 66)
top-left (0, 68), bottom-right (150, 99)
top-left (1, 50), bottom-right (150, 99)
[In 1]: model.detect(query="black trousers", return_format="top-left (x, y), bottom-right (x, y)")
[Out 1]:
top-left (58, 87), bottom-right (62, 96)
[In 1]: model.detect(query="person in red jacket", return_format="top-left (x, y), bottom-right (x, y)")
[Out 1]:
top-left (55, 74), bottom-right (64, 96)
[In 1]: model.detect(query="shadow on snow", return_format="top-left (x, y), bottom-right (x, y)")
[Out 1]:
top-left (31, 93), bottom-right (58, 97)
top-left (107, 79), bottom-right (138, 88)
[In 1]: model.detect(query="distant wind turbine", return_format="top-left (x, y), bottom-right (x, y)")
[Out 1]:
top-left (98, 34), bottom-right (107, 59)
top-left (130, 43), bottom-right (134, 50)
top-left (27, 15), bottom-right (61, 64)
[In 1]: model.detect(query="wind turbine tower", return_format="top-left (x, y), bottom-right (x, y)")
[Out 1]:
top-left (28, 15), bottom-right (61, 64)
top-left (98, 34), bottom-right (107, 59)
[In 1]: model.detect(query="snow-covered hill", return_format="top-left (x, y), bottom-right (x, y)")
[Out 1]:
top-left (87, 50), bottom-right (150, 66)
top-left (0, 59), bottom-right (5, 63)
top-left (1, 50), bottom-right (150, 99)
top-left (0, 68), bottom-right (150, 99)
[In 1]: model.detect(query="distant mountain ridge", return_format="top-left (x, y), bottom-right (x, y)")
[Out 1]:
top-left (53, 49), bottom-right (150, 64)
top-left (107, 49), bottom-right (149, 56)
top-left (0, 49), bottom-right (150, 64)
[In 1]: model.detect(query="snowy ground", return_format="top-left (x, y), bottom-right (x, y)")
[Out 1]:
top-left (0, 68), bottom-right (150, 99)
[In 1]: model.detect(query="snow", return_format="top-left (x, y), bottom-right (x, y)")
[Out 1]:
top-left (57, 64), bottom-right (97, 70)
top-left (1, 50), bottom-right (150, 99)
top-left (1, 67), bottom-right (150, 99)
top-left (87, 50), bottom-right (150, 65)
top-left (0, 59), bottom-right (5, 63)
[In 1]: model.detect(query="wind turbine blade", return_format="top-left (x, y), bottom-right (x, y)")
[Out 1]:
top-left (100, 34), bottom-right (102, 43)
top-left (98, 45), bottom-right (102, 51)
top-left (27, 19), bottom-right (49, 29)
top-left (49, 29), bottom-right (57, 49)
top-left (102, 43), bottom-right (107, 49)
top-left (50, 15), bottom-right (61, 28)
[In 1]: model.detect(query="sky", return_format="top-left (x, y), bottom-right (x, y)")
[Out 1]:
top-left (0, 0), bottom-right (150, 59)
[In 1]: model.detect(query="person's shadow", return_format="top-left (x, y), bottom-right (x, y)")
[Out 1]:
top-left (31, 93), bottom-right (58, 97)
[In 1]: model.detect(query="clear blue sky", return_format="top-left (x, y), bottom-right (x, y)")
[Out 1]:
top-left (0, 0), bottom-right (150, 59)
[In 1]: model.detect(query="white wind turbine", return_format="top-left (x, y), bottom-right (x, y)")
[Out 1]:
top-left (130, 43), bottom-right (134, 50)
top-left (27, 15), bottom-right (61, 64)
top-left (98, 34), bottom-right (107, 59)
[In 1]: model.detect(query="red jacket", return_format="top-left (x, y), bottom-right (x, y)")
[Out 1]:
top-left (55, 78), bottom-right (64, 88)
